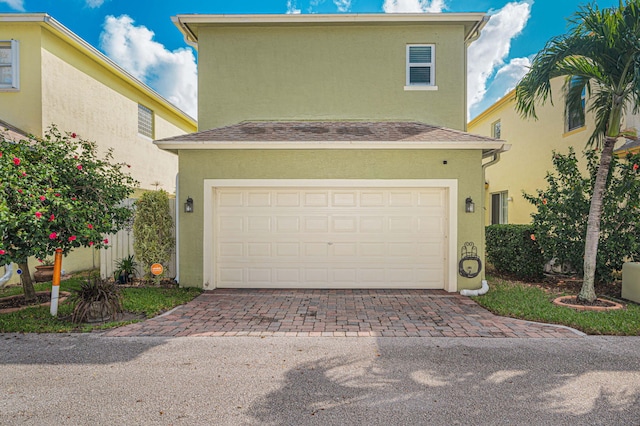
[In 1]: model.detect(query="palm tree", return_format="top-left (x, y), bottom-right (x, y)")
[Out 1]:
top-left (515, 0), bottom-right (640, 303)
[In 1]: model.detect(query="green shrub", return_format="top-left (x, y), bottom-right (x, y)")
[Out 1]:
top-left (524, 148), bottom-right (640, 283)
top-left (485, 224), bottom-right (544, 280)
top-left (133, 190), bottom-right (174, 280)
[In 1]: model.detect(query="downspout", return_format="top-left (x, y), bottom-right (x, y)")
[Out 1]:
top-left (460, 148), bottom-right (506, 297)
top-left (0, 264), bottom-right (13, 288)
top-left (175, 173), bottom-right (180, 284)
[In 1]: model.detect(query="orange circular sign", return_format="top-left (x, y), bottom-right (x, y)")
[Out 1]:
top-left (150, 263), bottom-right (163, 276)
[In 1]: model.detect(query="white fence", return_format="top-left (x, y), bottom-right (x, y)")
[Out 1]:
top-left (100, 198), bottom-right (176, 280)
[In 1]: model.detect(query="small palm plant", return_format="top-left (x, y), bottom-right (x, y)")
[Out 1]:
top-left (114, 255), bottom-right (138, 284)
top-left (70, 275), bottom-right (123, 323)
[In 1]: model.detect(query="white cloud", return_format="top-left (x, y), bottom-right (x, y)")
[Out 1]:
top-left (287, 0), bottom-right (301, 14)
top-left (469, 57), bottom-right (531, 119)
top-left (100, 15), bottom-right (198, 118)
top-left (334, 0), bottom-right (352, 12)
top-left (467, 1), bottom-right (532, 119)
top-left (0, 0), bottom-right (25, 11)
top-left (383, 0), bottom-right (446, 13)
top-left (86, 0), bottom-right (106, 8)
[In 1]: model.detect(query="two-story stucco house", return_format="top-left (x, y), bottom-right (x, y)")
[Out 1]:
top-left (156, 13), bottom-right (508, 292)
top-left (0, 14), bottom-right (197, 283)
top-left (468, 76), bottom-right (635, 226)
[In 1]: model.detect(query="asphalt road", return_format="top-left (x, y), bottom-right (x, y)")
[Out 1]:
top-left (1, 334), bottom-right (640, 425)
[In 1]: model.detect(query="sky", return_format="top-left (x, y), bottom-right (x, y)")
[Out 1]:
top-left (0, 0), bottom-right (622, 121)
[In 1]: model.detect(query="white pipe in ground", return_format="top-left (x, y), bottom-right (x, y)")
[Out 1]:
top-left (460, 280), bottom-right (489, 297)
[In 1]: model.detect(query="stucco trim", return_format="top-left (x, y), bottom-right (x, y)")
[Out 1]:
top-left (157, 140), bottom-right (507, 152)
top-left (202, 179), bottom-right (458, 292)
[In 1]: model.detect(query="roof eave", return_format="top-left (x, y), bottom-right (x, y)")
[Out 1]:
top-left (172, 12), bottom-right (488, 47)
top-left (154, 139), bottom-right (509, 154)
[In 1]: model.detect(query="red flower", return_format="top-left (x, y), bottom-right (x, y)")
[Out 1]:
top-left (87, 224), bottom-right (93, 229)
top-left (54, 193), bottom-right (61, 197)
top-left (73, 155), bottom-right (78, 159)
top-left (35, 211), bottom-right (42, 219)
top-left (542, 198), bottom-right (548, 205)
top-left (37, 258), bottom-right (43, 263)
top-left (21, 172), bottom-right (26, 177)
top-left (71, 197), bottom-right (77, 201)
top-left (17, 189), bottom-right (22, 194)
top-left (13, 157), bottom-right (20, 166)
top-left (77, 164), bottom-right (82, 170)
top-left (103, 238), bottom-right (109, 244)
top-left (49, 232), bottom-right (57, 240)
top-left (71, 133), bottom-right (77, 138)
top-left (68, 235), bottom-right (76, 242)
top-left (634, 164), bottom-right (639, 171)
top-left (0, 152), bottom-right (2, 157)
top-left (89, 241), bottom-right (94, 246)
top-left (39, 195), bottom-right (46, 201)
top-left (0, 249), bottom-right (6, 255)
top-left (530, 234), bottom-right (536, 241)
top-left (49, 214), bottom-right (55, 221)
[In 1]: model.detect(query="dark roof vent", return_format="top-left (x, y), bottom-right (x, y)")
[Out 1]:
top-left (241, 126), bottom-right (267, 135)
top-left (293, 126), bottom-right (330, 134)
top-left (336, 126), bottom-right (373, 136)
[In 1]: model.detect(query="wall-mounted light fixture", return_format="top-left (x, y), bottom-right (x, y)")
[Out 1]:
top-left (184, 196), bottom-right (194, 213)
top-left (465, 197), bottom-right (475, 213)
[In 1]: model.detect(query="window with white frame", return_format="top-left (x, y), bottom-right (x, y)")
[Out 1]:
top-left (491, 120), bottom-right (501, 139)
top-left (406, 44), bottom-right (435, 87)
top-left (0, 40), bottom-right (19, 90)
top-left (491, 191), bottom-right (508, 225)
top-left (138, 104), bottom-right (154, 138)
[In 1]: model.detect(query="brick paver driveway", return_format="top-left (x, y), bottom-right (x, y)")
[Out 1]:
top-left (105, 289), bottom-right (583, 338)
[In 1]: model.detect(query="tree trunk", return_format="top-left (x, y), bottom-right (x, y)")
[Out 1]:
top-left (579, 138), bottom-right (616, 303)
top-left (18, 261), bottom-right (36, 303)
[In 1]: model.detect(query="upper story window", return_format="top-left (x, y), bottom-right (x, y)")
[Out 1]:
top-left (566, 82), bottom-right (586, 132)
top-left (0, 40), bottom-right (19, 91)
top-left (138, 104), bottom-right (154, 138)
top-left (491, 120), bottom-right (501, 139)
top-left (405, 44), bottom-right (436, 90)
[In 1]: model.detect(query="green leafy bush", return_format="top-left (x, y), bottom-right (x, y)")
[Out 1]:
top-left (524, 148), bottom-right (640, 283)
top-left (133, 190), bottom-right (174, 280)
top-left (485, 224), bottom-right (544, 280)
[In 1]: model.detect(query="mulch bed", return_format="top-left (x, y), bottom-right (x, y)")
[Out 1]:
top-left (0, 293), bottom-right (52, 310)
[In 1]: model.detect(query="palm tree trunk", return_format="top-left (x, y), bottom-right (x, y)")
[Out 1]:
top-left (17, 261), bottom-right (37, 303)
top-left (579, 137), bottom-right (616, 303)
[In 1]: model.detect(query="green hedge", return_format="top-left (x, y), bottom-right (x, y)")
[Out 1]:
top-left (485, 224), bottom-right (544, 281)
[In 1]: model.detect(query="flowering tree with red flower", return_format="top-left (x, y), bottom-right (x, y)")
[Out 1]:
top-left (524, 148), bottom-right (640, 284)
top-left (0, 126), bottom-right (138, 302)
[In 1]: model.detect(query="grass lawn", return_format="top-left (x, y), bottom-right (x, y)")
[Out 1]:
top-left (477, 276), bottom-right (640, 336)
top-left (0, 273), bottom-right (202, 333)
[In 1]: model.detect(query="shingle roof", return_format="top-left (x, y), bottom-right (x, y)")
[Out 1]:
top-left (156, 121), bottom-right (502, 143)
top-left (616, 138), bottom-right (640, 154)
top-left (0, 120), bottom-right (28, 142)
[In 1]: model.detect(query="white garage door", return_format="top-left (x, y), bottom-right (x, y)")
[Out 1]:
top-left (214, 187), bottom-right (448, 289)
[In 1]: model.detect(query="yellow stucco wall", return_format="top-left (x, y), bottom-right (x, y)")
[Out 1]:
top-left (0, 17), bottom-right (197, 284)
top-left (177, 149), bottom-right (486, 291)
top-left (197, 23), bottom-right (468, 131)
top-left (0, 23), bottom-right (44, 135)
top-left (468, 78), bottom-right (597, 225)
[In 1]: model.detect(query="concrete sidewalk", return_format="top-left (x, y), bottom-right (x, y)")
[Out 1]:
top-left (105, 289), bottom-right (583, 338)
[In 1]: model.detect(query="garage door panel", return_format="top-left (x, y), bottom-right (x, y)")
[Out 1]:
top-left (214, 187), bottom-right (447, 289)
